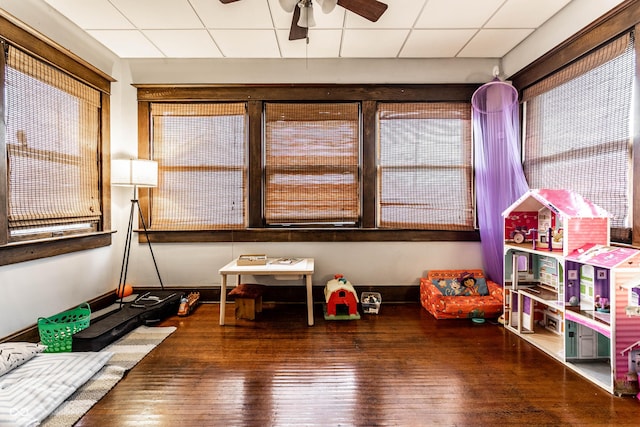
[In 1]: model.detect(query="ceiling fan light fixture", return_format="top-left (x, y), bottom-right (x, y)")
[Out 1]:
top-left (297, 1), bottom-right (316, 28)
top-left (316, 0), bottom-right (337, 14)
top-left (279, 0), bottom-right (298, 13)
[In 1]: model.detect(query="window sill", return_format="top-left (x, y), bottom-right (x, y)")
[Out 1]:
top-left (0, 231), bottom-right (114, 266)
top-left (139, 228), bottom-right (480, 243)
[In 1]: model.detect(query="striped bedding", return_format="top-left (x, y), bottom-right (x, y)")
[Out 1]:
top-left (0, 351), bottom-right (112, 427)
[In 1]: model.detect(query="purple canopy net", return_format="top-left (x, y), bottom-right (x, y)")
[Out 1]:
top-left (472, 79), bottom-right (529, 284)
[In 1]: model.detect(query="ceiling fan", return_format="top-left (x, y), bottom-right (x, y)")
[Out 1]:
top-left (219, 0), bottom-right (388, 41)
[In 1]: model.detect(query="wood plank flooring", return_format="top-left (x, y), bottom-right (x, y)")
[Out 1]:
top-left (77, 303), bottom-right (639, 426)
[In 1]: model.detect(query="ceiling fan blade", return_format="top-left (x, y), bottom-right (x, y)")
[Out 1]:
top-left (219, 0), bottom-right (242, 3)
top-left (337, 0), bottom-right (388, 22)
top-left (289, 5), bottom-right (308, 40)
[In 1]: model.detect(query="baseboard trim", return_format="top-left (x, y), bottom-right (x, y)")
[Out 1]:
top-left (2, 285), bottom-right (418, 342)
top-left (134, 284), bottom-right (418, 304)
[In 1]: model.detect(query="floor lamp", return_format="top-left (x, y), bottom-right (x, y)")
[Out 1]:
top-left (112, 159), bottom-right (164, 307)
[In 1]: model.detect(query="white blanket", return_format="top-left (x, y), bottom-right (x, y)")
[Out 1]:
top-left (0, 351), bottom-right (112, 427)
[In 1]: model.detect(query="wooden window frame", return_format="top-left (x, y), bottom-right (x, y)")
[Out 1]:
top-left (136, 84), bottom-right (480, 243)
top-left (510, 0), bottom-right (640, 246)
top-left (0, 15), bottom-right (113, 266)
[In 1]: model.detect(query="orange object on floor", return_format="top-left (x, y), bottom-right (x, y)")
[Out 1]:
top-left (116, 284), bottom-right (133, 299)
top-left (420, 269), bottom-right (504, 320)
top-left (177, 292), bottom-right (200, 317)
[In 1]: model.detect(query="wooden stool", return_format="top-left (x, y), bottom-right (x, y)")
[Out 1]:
top-left (227, 284), bottom-right (266, 320)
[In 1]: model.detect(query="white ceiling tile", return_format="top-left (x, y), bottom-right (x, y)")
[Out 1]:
top-left (487, 0), bottom-right (572, 28)
top-left (44, 0), bottom-right (133, 29)
top-left (277, 29), bottom-right (342, 58)
top-left (340, 30), bottom-right (409, 58)
top-left (416, 0), bottom-right (504, 28)
top-left (87, 30), bottom-right (164, 58)
top-left (269, 0), bottom-right (293, 29)
top-left (191, 0), bottom-right (274, 28)
top-left (345, 0), bottom-right (425, 28)
top-left (400, 29), bottom-right (476, 58)
top-left (458, 28), bottom-right (534, 57)
top-left (143, 30), bottom-right (223, 58)
top-left (210, 29), bottom-right (281, 58)
top-left (109, 0), bottom-right (202, 29)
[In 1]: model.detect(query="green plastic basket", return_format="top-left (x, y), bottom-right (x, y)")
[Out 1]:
top-left (37, 303), bottom-right (91, 353)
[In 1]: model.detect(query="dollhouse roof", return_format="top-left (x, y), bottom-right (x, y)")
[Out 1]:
top-left (502, 189), bottom-right (609, 218)
top-left (566, 243), bottom-right (640, 268)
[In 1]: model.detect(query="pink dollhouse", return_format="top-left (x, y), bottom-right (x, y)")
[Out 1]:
top-left (502, 189), bottom-right (640, 396)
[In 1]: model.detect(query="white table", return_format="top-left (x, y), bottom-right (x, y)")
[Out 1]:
top-left (218, 257), bottom-right (315, 326)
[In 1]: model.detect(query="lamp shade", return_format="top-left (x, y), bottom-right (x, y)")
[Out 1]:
top-left (112, 159), bottom-right (158, 187)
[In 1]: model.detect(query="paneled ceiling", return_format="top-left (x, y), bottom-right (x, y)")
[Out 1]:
top-left (40, 0), bottom-right (582, 60)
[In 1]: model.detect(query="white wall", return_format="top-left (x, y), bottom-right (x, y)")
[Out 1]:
top-left (126, 57), bottom-right (498, 84)
top-left (0, 0), bottom-right (619, 338)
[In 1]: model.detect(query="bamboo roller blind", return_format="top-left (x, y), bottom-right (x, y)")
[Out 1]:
top-left (377, 102), bottom-right (474, 230)
top-left (150, 103), bottom-right (247, 230)
top-left (264, 103), bottom-right (360, 225)
top-left (5, 45), bottom-right (101, 234)
top-left (523, 32), bottom-right (633, 235)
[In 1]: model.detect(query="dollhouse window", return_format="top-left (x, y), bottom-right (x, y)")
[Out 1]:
top-left (516, 256), bottom-right (528, 272)
top-left (631, 287), bottom-right (640, 306)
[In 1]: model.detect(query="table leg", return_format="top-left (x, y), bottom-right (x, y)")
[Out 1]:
top-left (219, 274), bottom-right (227, 325)
top-left (306, 274), bottom-right (314, 326)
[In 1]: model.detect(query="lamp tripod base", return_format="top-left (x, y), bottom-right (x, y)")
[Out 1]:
top-left (116, 190), bottom-right (164, 308)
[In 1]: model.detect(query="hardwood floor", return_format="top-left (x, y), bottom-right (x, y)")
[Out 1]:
top-left (77, 303), bottom-right (638, 426)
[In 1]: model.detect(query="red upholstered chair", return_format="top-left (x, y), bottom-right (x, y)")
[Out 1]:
top-left (420, 270), bottom-right (503, 320)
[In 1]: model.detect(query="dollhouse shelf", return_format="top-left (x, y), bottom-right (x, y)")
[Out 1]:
top-left (518, 286), bottom-right (563, 311)
top-left (504, 243), bottom-right (564, 257)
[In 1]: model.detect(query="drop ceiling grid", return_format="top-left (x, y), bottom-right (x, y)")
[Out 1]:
top-left (42, 0), bottom-right (573, 59)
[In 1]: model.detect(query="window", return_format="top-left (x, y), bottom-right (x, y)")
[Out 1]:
top-left (264, 103), bottom-right (360, 226)
top-left (149, 103), bottom-right (246, 230)
top-left (0, 17), bottom-right (112, 266)
top-left (522, 33), bottom-right (635, 243)
top-left (5, 46), bottom-right (101, 241)
top-left (137, 85), bottom-right (479, 242)
top-left (377, 103), bottom-right (473, 230)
